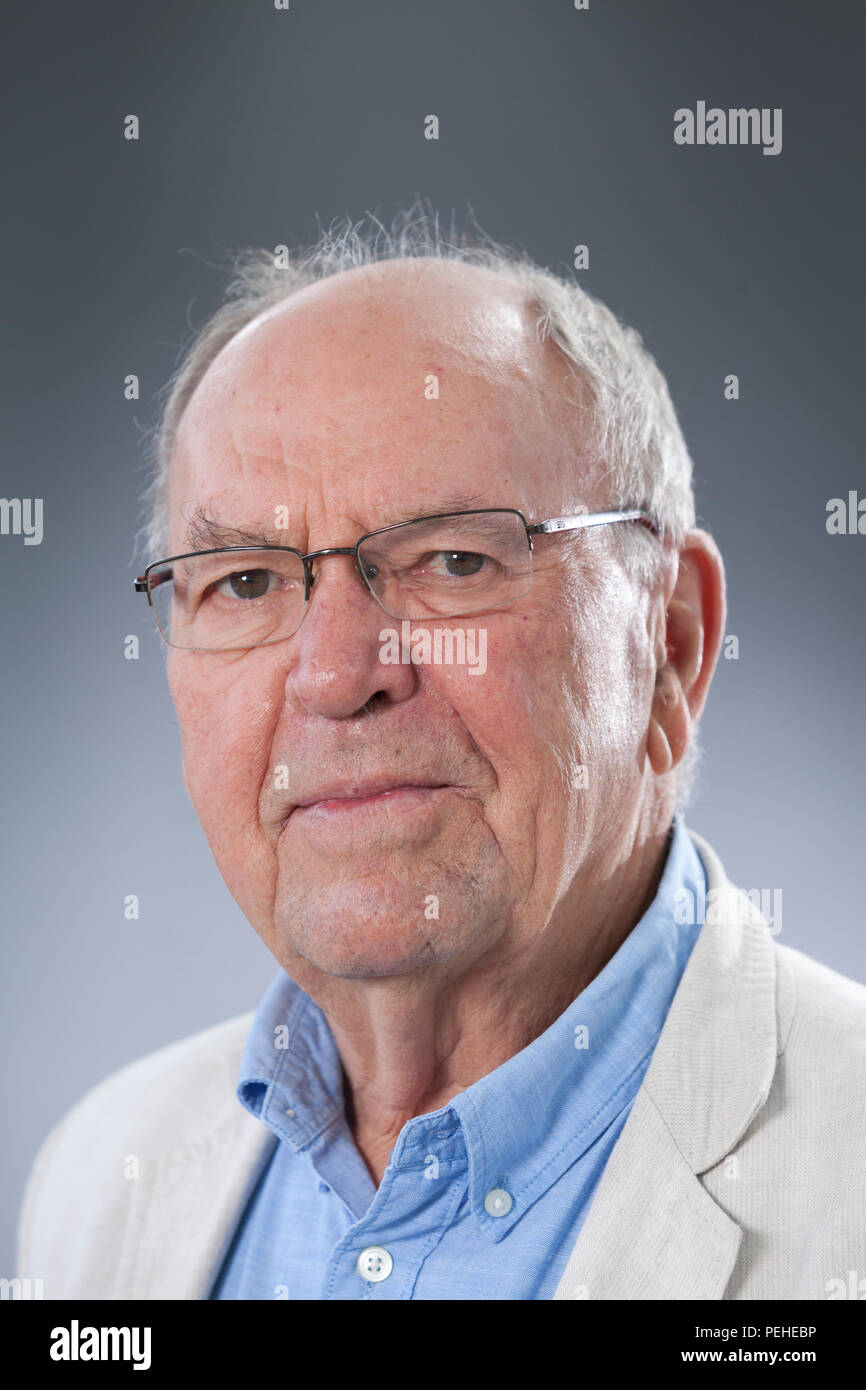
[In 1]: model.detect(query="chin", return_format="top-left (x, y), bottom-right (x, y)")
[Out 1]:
top-left (271, 876), bottom-right (482, 980)
top-left (287, 918), bottom-right (458, 981)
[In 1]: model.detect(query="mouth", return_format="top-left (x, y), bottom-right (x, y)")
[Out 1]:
top-left (293, 780), bottom-right (449, 814)
top-left (285, 781), bottom-right (457, 831)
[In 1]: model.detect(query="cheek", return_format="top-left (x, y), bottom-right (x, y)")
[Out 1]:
top-left (169, 656), bottom-right (281, 832)
top-left (485, 587), bottom-right (646, 796)
top-left (558, 560), bottom-right (652, 732)
top-left (426, 617), bottom-right (572, 806)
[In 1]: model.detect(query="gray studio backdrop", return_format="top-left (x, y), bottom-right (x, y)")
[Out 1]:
top-left (2, 0), bottom-right (863, 1274)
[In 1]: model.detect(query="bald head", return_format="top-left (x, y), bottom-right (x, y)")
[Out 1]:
top-left (168, 256), bottom-right (592, 557)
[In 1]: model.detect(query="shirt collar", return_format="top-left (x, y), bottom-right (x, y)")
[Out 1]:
top-left (235, 813), bottom-right (706, 1236)
top-left (236, 971), bottom-right (344, 1150)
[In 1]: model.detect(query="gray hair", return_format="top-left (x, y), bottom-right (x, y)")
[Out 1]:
top-left (139, 200), bottom-right (702, 808)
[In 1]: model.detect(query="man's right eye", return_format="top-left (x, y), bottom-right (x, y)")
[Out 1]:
top-left (214, 569), bottom-right (274, 601)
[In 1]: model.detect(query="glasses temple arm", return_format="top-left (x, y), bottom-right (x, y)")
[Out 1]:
top-left (134, 567), bottom-right (173, 593)
top-left (527, 510), bottom-right (659, 537)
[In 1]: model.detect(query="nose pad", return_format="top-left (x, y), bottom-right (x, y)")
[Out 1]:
top-left (303, 550), bottom-right (367, 606)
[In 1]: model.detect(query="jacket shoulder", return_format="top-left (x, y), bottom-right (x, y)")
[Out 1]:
top-left (773, 939), bottom-right (866, 1068)
top-left (690, 825), bottom-right (866, 1068)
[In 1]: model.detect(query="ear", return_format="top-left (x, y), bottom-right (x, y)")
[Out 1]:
top-left (647, 529), bottom-right (726, 776)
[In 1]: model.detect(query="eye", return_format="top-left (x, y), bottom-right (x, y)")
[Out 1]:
top-left (215, 568), bottom-right (274, 600)
top-left (428, 550), bottom-right (488, 578)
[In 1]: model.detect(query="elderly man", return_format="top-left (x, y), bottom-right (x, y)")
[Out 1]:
top-left (18, 218), bottom-right (866, 1301)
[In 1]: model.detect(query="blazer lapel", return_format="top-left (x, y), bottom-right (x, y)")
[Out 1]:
top-left (553, 1088), bottom-right (742, 1299)
top-left (554, 828), bottom-right (779, 1300)
top-left (114, 1108), bottom-right (277, 1299)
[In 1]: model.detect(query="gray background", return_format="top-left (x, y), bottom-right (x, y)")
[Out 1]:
top-left (2, 0), bottom-right (863, 1274)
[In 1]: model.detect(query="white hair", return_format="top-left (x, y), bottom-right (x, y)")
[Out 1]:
top-left (138, 199), bottom-right (702, 806)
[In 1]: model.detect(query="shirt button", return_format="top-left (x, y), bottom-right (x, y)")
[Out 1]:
top-left (484, 1187), bottom-right (513, 1217)
top-left (357, 1246), bottom-right (393, 1283)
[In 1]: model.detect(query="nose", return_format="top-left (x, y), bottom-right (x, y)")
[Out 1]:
top-left (287, 551), bottom-right (416, 718)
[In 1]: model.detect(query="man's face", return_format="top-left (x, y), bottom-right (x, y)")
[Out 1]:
top-left (166, 260), bottom-right (662, 984)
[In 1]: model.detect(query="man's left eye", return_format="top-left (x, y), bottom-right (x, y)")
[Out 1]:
top-left (428, 550), bottom-right (488, 578)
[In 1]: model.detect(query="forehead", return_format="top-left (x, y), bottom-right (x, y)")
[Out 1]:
top-left (168, 260), bottom-right (593, 541)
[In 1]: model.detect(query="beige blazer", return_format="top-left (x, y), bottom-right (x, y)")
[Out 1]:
top-left (16, 831), bottom-right (866, 1299)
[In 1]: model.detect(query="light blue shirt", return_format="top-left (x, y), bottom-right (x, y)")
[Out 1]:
top-left (211, 814), bottom-right (707, 1300)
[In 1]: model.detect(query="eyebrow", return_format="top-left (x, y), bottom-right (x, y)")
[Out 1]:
top-left (183, 494), bottom-right (496, 550)
top-left (185, 510), bottom-right (283, 551)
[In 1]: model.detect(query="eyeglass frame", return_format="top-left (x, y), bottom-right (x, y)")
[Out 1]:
top-left (133, 506), bottom-right (660, 646)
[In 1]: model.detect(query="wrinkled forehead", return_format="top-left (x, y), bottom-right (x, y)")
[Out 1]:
top-left (168, 261), bottom-right (597, 546)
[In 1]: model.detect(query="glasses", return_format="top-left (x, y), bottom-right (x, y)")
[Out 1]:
top-left (134, 507), bottom-right (658, 651)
